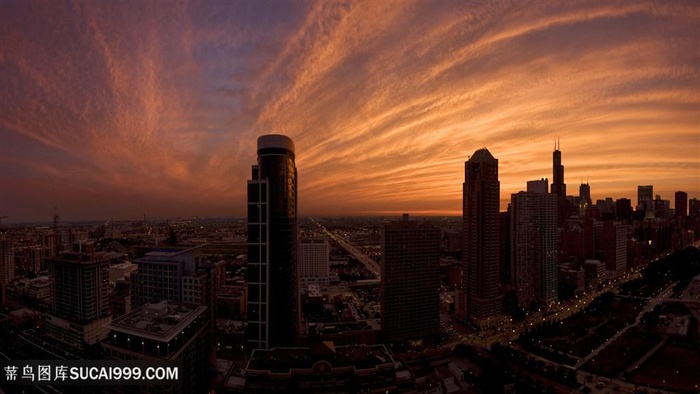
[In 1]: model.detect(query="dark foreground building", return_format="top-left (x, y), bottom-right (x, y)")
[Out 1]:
top-left (247, 134), bottom-right (299, 350)
top-left (460, 148), bottom-right (503, 328)
top-left (381, 214), bottom-right (440, 344)
top-left (102, 300), bottom-right (211, 393)
top-left (239, 343), bottom-right (413, 393)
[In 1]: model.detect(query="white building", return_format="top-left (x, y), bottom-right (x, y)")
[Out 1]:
top-left (298, 239), bottom-right (329, 294)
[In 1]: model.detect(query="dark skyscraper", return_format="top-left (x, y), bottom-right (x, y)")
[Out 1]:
top-left (579, 182), bottom-right (591, 205)
top-left (615, 198), bottom-right (633, 222)
top-left (45, 253), bottom-right (112, 349)
top-left (381, 214), bottom-right (440, 344)
top-left (511, 186), bottom-right (558, 308)
top-left (49, 254), bottom-right (110, 323)
top-left (638, 185), bottom-right (653, 211)
top-left (460, 148), bottom-right (502, 328)
top-left (675, 191), bottom-right (688, 217)
top-left (690, 198), bottom-right (700, 220)
top-left (0, 232), bottom-right (12, 308)
top-left (247, 134), bottom-right (299, 350)
top-left (551, 138), bottom-right (566, 197)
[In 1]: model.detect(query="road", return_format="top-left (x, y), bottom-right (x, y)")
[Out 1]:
top-left (573, 281), bottom-right (676, 369)
top-left (311, 218), bottom-right (381, 280)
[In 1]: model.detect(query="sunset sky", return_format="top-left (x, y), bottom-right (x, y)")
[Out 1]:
top-left (1, 1), bottom-right (698, 222)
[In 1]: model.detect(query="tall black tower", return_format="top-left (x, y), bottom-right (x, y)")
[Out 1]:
top-left (247, 134), bottom-right (298, 350)
top-left (459, 148), bottom-right (502, 328)
top-left (551, 138), bottom-right (566, 197)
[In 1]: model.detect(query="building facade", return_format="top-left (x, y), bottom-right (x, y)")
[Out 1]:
top-left (298, 239), bottom-right (329, 294)
top-left (247, 134), bottom-right (299, 350)
top-left (597, 222), bottom-right (630, 279)
top-left (638, 185), bottom-right (653, 212)
top-left (48, 253), bottom-right (110, 323)
top-left (0, 232), bottom-right (13, 307)
top-left (130, 246), bottom-right (207, 308)
top-left (460, 148), bottom-right (502, 327)
top-left (675, 191), bottom-right (688, 217)
top-left (381, 214), bottom-right (440, 343)
top-left (511, 189), bottom-right (558, 308)
top-left (45, 253), bottom-right (112, 350)
top-left (579, 182), bottom-right (591, 206)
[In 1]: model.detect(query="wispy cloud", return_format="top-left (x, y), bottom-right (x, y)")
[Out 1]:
top-left (0, 0), bottom-right (697, 220)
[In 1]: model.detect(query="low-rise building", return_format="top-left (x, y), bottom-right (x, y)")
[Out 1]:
top-left (241, 342), bottom-right (413, 393)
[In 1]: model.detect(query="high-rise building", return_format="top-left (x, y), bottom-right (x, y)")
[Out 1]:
top-left (615, 198), bottom-right (633, 222)
top-left (130, 245), bottom-right (209, 308)
top-left (675, 191), bottom-right (688, 218)
top-left (653, 195), bottom-right (671, 219)
top-left (381, 214), bottom-right (440, 343)
top-left (597, 222), bottom-right (630, 279)
top-left (45, 253), bottom-right (112, 350)
top-left (247, 134), bottom-right (299, 350)
top-left (551, 139), bottom-right (566, 197)
top-left (637, 185), bottom-right (653, 211)
top-left (298, 239), bottom-right (329, 294)
top-left (460, 148), bottom-right (502, 327)
top-left (511, 188), bottom-right (558, 308)
top-left (48, 253), bottom-right (110, 324)
top-left (0, 232), bottom-right (13, 307)
top-left (527, 178), bottom-right (548, 194)
top-left (579, 182), bottom-right (591, 206)
top-left (690, 198), bottom-right (700, 220)
top-left (42, 231), bottom-right (61, 259)
top-left (130, 245), bottom-right (220, 363)
top-left (551, 139), bottom-right (571, 225)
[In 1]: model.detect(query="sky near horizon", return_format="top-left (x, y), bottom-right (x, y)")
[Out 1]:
top-left (1, 0), bottom-right (698, 222)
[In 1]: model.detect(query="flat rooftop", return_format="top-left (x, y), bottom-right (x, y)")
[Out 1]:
top-left (107, 300), bottom-right (207, 342)
top-left (247, 343), bottom-right (394, 373)
top-left (138, 245), bottom-right (206, 259)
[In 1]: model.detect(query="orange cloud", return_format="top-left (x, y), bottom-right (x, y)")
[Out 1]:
top-left (0, 1), bottom-right (697, 221)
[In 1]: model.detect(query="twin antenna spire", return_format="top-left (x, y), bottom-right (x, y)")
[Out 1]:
top-left (554, 136), bottom-right (560, 151)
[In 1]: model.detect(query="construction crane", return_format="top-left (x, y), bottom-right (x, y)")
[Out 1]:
top-left (53, 207), bottom-right (60, 232)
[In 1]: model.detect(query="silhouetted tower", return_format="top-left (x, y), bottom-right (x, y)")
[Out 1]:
top-left (247, 134), bottom-right (299, 351)
top-left (551, 138), bottom-right (566, 197)
top-left (579, 181), bottom-right (591, 206)
top-left (675, 191), bottom-right (688, 217)
top-left (637, 185), bottom-right (653, 212)
top-left (461, 148), bottom-right (502, 328)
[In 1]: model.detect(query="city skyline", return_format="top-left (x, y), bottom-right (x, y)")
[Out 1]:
top-left (1, 1), bottom-right (699, 222)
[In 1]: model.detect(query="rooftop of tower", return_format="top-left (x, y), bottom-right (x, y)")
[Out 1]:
top-left (258, 134), bottom-right (295, 154)
top-left (469, 148), bottom-right (496, 162)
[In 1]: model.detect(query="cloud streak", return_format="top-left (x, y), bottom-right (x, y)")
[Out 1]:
top-left (0, 0), bottom-right (698, 221)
